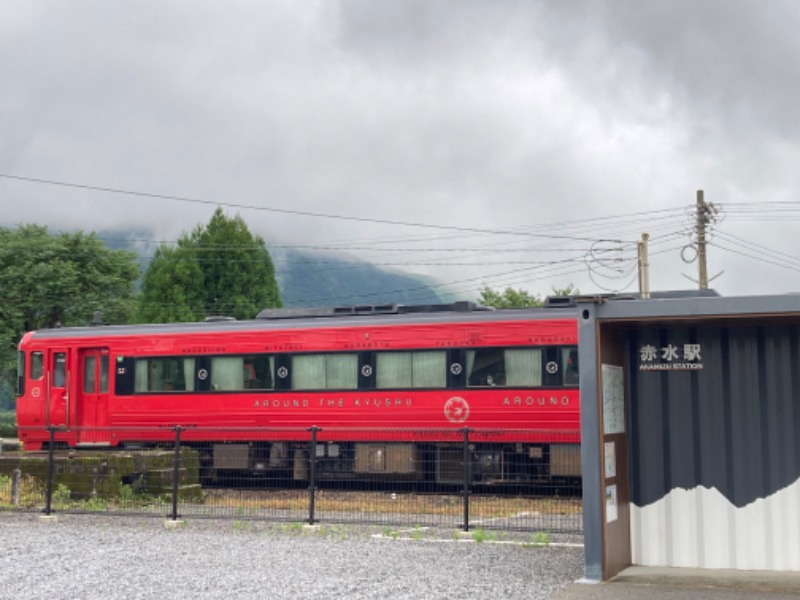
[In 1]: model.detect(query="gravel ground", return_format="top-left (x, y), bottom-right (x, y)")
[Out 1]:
top-left (0, 512), bottom-right (584, 600)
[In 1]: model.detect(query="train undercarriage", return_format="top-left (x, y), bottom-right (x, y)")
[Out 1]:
top-left (193, 440), bottom-right (581, 492)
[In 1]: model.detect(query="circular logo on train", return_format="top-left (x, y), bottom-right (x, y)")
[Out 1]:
top-left (277, 367), bottom-right (289, 379)
top-left (31, 386), bottom-right (41, 398)
top-left (444, 396), bottom-right (470, 424)
top-left (450, 362), bottom-right (462, 376)
top-left (546, 361), bottom-right (559, 374)
top-left (361, 365), bottom-right (373, 377)
top-left (198, 369), bottom-right (208, 381)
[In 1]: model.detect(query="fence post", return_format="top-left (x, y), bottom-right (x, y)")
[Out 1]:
top-left (461, 427), bottom-right (471, 532)
top-left (171, 426), bottom-right (182, 521)
top-left (12, 468), bottom-right (21, 506)
top-left (307, 426), bottom-right (318, 525)
top-left (43, 426), bottom-right (57, 516)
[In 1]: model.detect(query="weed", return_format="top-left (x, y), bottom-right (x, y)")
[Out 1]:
top-left (0, 474), bottom-right (41, 507)
top-left (118, 484), bottom-right (135, 504)
top-left (80, 496), bottom-right (110, 512)
top-left (471, 528), bottom-right (497, 543)
top-left (522, 531), bottom-right (551, 548)
top-left (52, 484), bottom-right (72, 509)
top-left (285, 522), bottom-right (304, 534)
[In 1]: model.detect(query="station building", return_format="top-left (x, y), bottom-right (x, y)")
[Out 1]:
top-left (577, 292), bottom-right (800, 580)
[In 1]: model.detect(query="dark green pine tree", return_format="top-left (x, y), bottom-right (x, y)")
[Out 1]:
top-left (138, 208), bottom-right (283, 322)
top-left (137, 244), bottom-right (205, 323)
top-left (190, 208), bottom-right (282, 320)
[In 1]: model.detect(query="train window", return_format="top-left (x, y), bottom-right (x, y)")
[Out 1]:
top-left (291, 353), bottom-right (358, 390)
top-left (100, 354), bottom-right (109, 393)
top-left (16, 351), bottom-right (25, 397)
top-left (562, 347), bottom-right (579, 386)
top-left (31, 352), bottom-right (44, 380)
top-left (211, 355), bottom-right (274, 391)
top-left (376, 351), bottom-right (446, 388)
top-left (84, 356), bottom-right (96, 393)
top-left (466, 348), bottom-right (542, 387)
top-left (134, 357), bottom-right (196, 392)
top-left (505, 349), bottom-right (542, 386)
top-left (53, 353), bottom-right (67, 388)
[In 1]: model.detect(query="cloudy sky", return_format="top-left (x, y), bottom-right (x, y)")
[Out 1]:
top-left (1, 1), bottom-right (798, 303)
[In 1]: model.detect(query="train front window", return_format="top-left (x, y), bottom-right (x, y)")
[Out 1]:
top-left (100, 354), bottom-right (109, 393)
top-left (53, 353), bottom-right (66, 387)
top-left (211, 355), bottom-right (274, 391)
top-left (16, 351), bottom-right (25, 397)
top-left (376, 351), bottom-right (446, 388)
top-left (134, 357), bottom-right (196, 392)
top-left (466, 348), bottom-right (542, 387)
top-left (84, 356), bottom-right (96, 393)
top-left (31, 352), bottom-right (44, 380)
top-left (291, 353), bottom-right (358, 390)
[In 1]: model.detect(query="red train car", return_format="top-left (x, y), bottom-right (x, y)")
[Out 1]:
top-left (15, 302), bottom-right (580, 485)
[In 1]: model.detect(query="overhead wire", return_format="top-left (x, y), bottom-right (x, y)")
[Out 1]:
top-left (0, 173), bottom-right (624, 244)
top-left (11, 173), bottom-right (800, 301)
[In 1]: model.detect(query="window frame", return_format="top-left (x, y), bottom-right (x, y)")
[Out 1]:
top-left (374, 349), bottom-right (447, 389)
top-left (289, 352), bottom-right (359, 391)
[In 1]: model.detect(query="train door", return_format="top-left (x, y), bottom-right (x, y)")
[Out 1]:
top-left (46, 349), bottom-right (70, 428)
top-left (76, 348), bottom-right (110, 445)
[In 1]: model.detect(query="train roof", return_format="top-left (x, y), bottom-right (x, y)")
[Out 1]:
top-left (22, 301), bottom-right (579, 342)
top-left (22, 291), bottom-right (724, 343)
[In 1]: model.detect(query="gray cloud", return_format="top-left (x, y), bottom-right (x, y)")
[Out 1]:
top-left (1, 1), bottom-right (798, 300)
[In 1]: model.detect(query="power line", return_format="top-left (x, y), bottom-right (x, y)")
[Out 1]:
top-left (0, 173), bottom-right (624, 244)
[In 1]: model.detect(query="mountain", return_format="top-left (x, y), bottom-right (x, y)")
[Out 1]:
top-left (95, 229), bottom-right (445, 309)
top-left (271, 247), bottom-right (443, 308)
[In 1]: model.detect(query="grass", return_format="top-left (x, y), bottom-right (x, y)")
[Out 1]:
top-left (0, 473), bottom-right (44, 507)
top-left (282, 521), bottom-right (305, 535)
top-left (202, 489), bottom-right (581, 517)
top-left (522, 531), bottom-right (551, 547)
top-left (0, 476), bottom-right (167, 512)
top-left (471, 528), bottom-right (497, 543)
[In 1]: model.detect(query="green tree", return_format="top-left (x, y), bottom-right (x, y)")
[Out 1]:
top-left (0, 224), bottom-right (140, 408)
top-left (477, 284), bottom-right (580, 309)
top-left (551, 284), bottom-right (581, 297)
top-left (137, 208), bottom-right (282, 322)
top-left (136, 244), bottom-right (205, 323)
top-left (477, 287), bottom-right (544, 309)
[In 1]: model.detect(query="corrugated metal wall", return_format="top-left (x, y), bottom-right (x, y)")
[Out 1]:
top-left (627, 323), bottom-right (800, 570)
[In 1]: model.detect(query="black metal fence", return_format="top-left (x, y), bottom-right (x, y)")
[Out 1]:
top-left (2, 426), bottom-right (582, 534)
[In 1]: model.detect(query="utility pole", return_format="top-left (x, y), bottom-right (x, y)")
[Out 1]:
top-left (683, 189), bottom-right (722, 290)
top-left (637, 233), bottom-right (650, 299)
top-left (696, 190), bottom-right (709, 289)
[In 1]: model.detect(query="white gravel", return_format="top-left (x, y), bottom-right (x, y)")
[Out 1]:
top-left (0, 513), bottom-right (584, 600)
